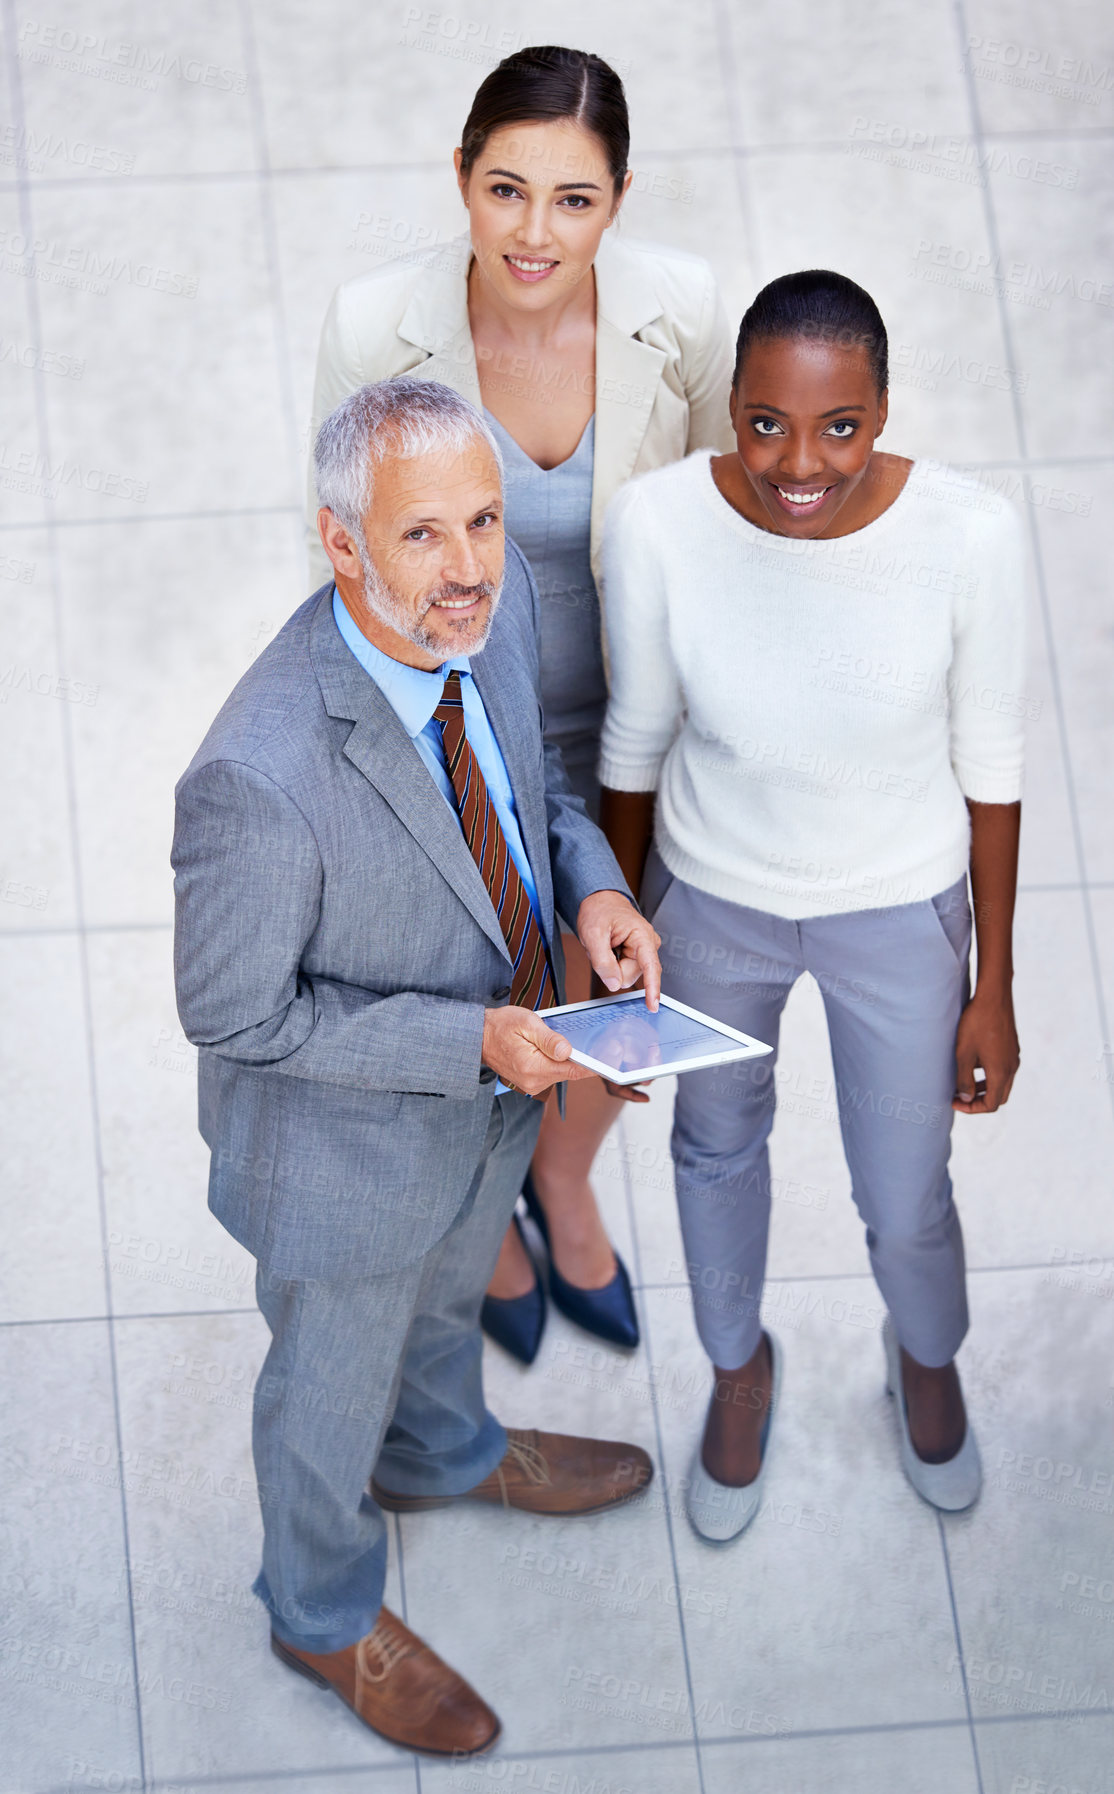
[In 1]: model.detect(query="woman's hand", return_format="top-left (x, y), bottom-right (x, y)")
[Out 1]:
top-left (953, 988), bottom-right (1020, 1114)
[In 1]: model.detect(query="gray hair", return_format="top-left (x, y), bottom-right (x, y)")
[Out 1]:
top-left (313, 376), bottom-right (503, 536)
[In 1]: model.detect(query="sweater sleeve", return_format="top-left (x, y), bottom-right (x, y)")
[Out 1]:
top-left (948, 498), bottom-right (1029, 803)
top-left (597, 481), bottom-right (683, 792)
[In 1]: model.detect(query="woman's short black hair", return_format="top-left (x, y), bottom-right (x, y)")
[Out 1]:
top-left (733, 270), bottom-right (889, 394)
top-left (459, 45), bottom-right (629, 196)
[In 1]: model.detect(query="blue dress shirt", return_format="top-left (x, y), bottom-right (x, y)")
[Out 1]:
top-left (332, 587), bottom-right (545, 936)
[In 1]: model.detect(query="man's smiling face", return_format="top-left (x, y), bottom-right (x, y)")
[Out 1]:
top-left (323, 434), bottom-right (505, 668)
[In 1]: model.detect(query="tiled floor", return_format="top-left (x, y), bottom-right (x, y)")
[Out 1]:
top-left (1, 1), bottom-right (1112, 1790)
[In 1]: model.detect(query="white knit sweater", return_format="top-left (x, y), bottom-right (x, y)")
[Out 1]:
top-left (598, 451), bottom-right (1028, 919)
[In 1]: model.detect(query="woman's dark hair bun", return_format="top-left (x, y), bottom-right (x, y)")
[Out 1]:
top-left (733, 270), bottom-right (889, 393)
top-left (460, 45), bottom-right (629, 194)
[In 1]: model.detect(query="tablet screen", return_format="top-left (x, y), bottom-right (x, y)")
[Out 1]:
top-left (549, 998), bottom-right (741, 1077)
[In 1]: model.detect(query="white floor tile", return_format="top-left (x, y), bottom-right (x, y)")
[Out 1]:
top-left (423, 1744), bottom-right (703, 1792)
top-left (0, 526), bottom-right (79, 931)
top-left (86, 929), bottom-right (257, 1317)
top-left (987, 137), bottom-right (1114, 461)
top-left (725, 0), bottom-right (972, 146)
top-left (0, 193), bottom-right (50, 529)
top-left (55, 513), bottom-right (305, 926)
top-left (701, 1724), bottom-right (981, 1793)
top-left (16, 0), bottom-right (257, 181)
top-left (944, 1272), bottom-right (1114, 1726)
top-left (976, 1712), bottom-right (1114, 1793)
top-left (0, 1322), bottom-right (141, 1790)
top-left (951, 888), bottom-right (1114, 1268)
top-left (29, 180), bottom-right (294, 523)
top-left (962, 0), bottom-right (1114, 133)
top-left (1032, 464), bottom-right (1114, 884)
top-left (643, 1283), bottom-right (971, 1737)
top-left (0, 935), bottom-right (104, 1322)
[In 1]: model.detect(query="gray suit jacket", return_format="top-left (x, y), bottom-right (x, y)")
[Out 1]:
top-left (172, 542), bottom-right (629, 1282)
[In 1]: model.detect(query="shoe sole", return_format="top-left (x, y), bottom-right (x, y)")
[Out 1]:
top-left (270, 1635), bottom-right (501, 1758)
top-left (371, 1480), bottom-right (652, 1517)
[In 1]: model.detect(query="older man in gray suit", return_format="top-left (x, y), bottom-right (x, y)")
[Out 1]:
top-left (172, 378), bottom-right (661, 1759)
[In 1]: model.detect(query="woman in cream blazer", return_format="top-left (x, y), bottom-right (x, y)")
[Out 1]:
top-left (306, 44), bottom-right (735, 1367)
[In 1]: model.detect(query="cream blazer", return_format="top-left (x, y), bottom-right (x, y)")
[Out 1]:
top-left (305, 232), bottom-right (737, 607)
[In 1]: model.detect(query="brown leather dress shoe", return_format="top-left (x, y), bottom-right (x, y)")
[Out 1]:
top-left (271, 1605), bottom-right (499, 1757)
top-left (372, 1427), bottom-right (654, 1516)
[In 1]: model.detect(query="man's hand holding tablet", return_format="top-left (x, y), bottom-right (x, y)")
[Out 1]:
top-left (480, 888), bottom-right (661, 1099)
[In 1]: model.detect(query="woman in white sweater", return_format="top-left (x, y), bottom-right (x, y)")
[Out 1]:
top-left (599, 270), bottom-right (1025, 1538)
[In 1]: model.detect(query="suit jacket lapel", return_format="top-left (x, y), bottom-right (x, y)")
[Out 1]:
top-left (310, 594), bottom-right (510, 963)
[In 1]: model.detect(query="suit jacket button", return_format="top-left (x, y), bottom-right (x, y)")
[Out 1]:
top-left (479, 1066), bottom-right (496, 1085)
top-left (492, 986), bottom-right (511, 1002)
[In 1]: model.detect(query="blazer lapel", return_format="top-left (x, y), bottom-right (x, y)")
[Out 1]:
top-left (310, 595), bottom-right (510, 963)
top-left (591, 238), bottom-right (668, 569)
top-left (395, 241), bottom-right (482, 408)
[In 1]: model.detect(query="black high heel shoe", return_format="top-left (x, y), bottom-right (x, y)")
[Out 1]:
top-left (480, 1210), bottom-right (547, 1365)
top-left (522, 1174), bottom-right (640, 1351)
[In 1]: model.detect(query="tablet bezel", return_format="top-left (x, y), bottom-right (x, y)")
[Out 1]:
top-left (541, 990), bottom-right (773, 1085)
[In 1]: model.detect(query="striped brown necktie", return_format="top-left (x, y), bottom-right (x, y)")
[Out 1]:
top-left (433, 669), bottom-right (556, 1011)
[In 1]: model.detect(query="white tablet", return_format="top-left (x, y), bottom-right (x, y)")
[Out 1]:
top-left (541, 991), bottom-right (772, 1085)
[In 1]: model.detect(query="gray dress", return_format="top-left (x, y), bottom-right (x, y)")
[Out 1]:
top-left (484, 411), bottom-right (606, 820)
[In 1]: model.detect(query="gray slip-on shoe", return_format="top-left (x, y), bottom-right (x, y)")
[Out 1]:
top-left (686, 1332), bottom-right (782, 1543)
top-left (883, 1316), bottom-right (981, 1512)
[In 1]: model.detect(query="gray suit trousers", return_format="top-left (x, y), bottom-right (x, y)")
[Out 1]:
top-left (253, 1090), bottom-right (541, 1653)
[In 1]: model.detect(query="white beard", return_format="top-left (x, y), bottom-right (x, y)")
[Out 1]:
top-left (356, 537), bottom-right (502, 658)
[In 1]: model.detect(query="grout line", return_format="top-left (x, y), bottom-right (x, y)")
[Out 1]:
top-left (0, 6), bottom-right (148, 1787)
top-left (711, 0), bottom-right (762, 283)
top-left (387, 1513), bottom-right (425, 1792)
top-left (27, 1701), bottom-right (1114, 1794)
top-left (0, 1308), bottom-right (260, 1330)
top-left (3, 1257), bottom-right (1103, 1334)
top-left (936, 1512), bottom-right (986, 1794)
top-left (634, 1259), bottom-right (1108, 1293)
top-left (952, 0), bottom-right (1114, 1116)
top-left (0, 921), bottom-right (174, 938)
top-left (0, 504), bottom-right (300, 533)
top-left (617, 1109), bottom-right (708, 1794)
top-left (2, 120), bottom-right (1112, 199)
top-left (697, 1703), bottom-right (1114, 1749)
top-left (237, 0), bottom-right (304, 505)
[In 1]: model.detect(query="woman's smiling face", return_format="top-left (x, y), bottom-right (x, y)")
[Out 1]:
top-left (728, 334), bottom-right (889, 538)
top-left (456, 118), bottom-right (627, 309)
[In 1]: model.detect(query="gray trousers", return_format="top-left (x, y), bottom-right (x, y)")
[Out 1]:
top-left (642, 850), bottom-right (972, 1373)
top-left (252, 1090), bottom-right (541, 1653)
